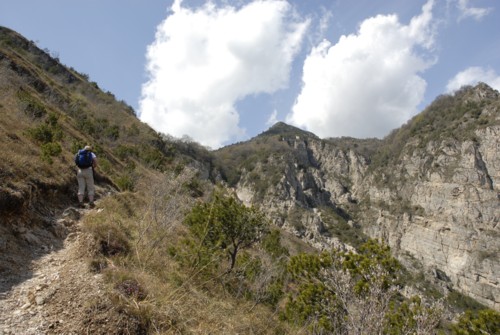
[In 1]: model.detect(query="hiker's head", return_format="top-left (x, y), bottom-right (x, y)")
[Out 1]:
top-left (84, 145), bottom-right (92, 151)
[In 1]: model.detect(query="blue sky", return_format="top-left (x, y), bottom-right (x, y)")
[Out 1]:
top-left (1, 0), bottom-right (499, 148)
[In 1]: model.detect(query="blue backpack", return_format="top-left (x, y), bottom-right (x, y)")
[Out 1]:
top-left (75, 149), bottom-right (93, 168)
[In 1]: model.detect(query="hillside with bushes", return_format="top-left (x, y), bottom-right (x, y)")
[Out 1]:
top-left (1, 26), bottom-right (499, 334)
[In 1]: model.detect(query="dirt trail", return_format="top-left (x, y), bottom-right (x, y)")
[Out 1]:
top-left (0, 205), bottom-right (117, 335)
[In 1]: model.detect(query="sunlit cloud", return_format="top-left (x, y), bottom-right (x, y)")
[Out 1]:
top-left (286, 0), bottom-right (437, 139)
top-left (446, 66), bottom-right (500, 92)
top-left (139, 0), bottom-right (309, 148)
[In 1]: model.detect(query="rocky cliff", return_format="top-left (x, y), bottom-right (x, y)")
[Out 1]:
top-left (2, 23), bottom-right (498, 317)
top-left (214, 84), bottom-right (500, 310)
top-left (361, 85), bottom-right (499, 310)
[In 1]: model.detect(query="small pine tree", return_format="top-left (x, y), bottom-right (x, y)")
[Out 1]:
top-left (184, 189), bottom-right (269, 271)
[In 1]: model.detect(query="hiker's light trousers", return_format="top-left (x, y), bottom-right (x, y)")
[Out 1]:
top-left (77, 167), bottom-right (95, 198)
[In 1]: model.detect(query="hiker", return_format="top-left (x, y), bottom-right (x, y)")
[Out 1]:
top-left (75, 145), bottom-right (97, 207)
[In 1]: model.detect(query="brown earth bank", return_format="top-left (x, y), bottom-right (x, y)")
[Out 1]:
top-left (0, 200), bottom-right (144, 335)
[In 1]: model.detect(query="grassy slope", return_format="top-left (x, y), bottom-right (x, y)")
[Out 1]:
top-left (2, 26), bottom-right (498, 334)
top-left (1, 26), bottom-right (160, 210)
top-left (0, 26), bottom-right (304, 334)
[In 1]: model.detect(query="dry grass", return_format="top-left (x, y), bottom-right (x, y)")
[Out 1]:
top-left (81, 169), bottom-right (302, 334)
top-left (0, 41), bottom-right (173, 216)
top-left (2, 30), bottom-right (301, 334)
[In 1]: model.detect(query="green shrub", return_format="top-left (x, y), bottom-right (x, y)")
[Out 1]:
top-left (385, 296), bottom-right (444, 335)
top-left (115, 174), bottom-right (135, 191)
top-left (26, 113), bottom-right (63, 144)
top-left (41, 142), bottom-right (62, 156)
top-left (114, 145), bottom-right (139, 161)
top-left (223, 252), bottom-right (264, 299)
top-left (262, 229), bottom-right (289, 260)
top-left (105, 124), bottom-right (120, 140)
top-left (447, 291), bottom-right (486, 313)
top-left (344, 238), bottom-right (401, 292)
top-left (236, 252), bottom-right (262, 282)
top-left (27, 123), bottom-right (54, 143)
top-left (139, 147), bottom-right (164, 169)
top-left (76, 116), bottom-right (96, 137)
top-left (282, 282), bottom-right (338, 333)
top-left (452, 309), bottom-right (500, 335)
top-left (321, 207), bottom-right (364, 248)
top-left (213, 135), bottom-right (292, 187)
top-left (98, 157), bottom-right (113, 175)
top-left (182, 177), bottom-right (204, 198)
top-left (262, 280), bottom-right (285, 307)
top-left (40, 142), bottom-right (62, 164)
top-left (283, 240), bottom-right (417, 334)
top-left (46, 112), bottom-right (59, 126)
top-left (17, 89), bottom-right (46, 118)
top-left (184, 189), bottom-right (269, 271)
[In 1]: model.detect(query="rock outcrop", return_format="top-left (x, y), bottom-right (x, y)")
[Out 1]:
top-left (362, 124), bottom-right (500, 309)
top-left (220, 84), bottom-right (500, 310)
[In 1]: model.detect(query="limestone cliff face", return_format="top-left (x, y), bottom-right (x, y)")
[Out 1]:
top-left (221, 84), bottom-right (500, 310)
top-left (362, 126), bottom-right (499, 310)
top-left (234, 133), bottom-right (369, 251)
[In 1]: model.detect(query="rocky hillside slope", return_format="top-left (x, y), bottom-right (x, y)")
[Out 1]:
top-left (0, 25), bottom-right (211, 325)
top-left (214, 84), bottom-right (499, 310)
top-left (1, 24), bottom-right (498, 332)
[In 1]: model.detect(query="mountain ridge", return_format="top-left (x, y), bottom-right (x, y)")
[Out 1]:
top-left (1, 25), bottom-right (499, 334)
top-left (214, 83), bottom-right (499, 310)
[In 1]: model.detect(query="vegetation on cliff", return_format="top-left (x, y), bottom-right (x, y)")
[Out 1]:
top-left (1, 26), bottom-right (498, 334)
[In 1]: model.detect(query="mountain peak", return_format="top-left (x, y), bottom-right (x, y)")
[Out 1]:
top-left (259, 122), bottom-right (318, 139)
top-left (470, 82), bottom-right (500, 100)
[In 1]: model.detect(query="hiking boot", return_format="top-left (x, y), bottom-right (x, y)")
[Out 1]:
top-left (78, 202), bottom-right (85, 209)
top-left (89, 201), bottom-right (95, 208)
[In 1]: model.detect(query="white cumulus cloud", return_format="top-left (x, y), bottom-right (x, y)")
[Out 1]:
top-left (139, 0), bottom-right (309, 148)
top-left (446, 67), bottom-right (500, 92)
top-left (286, 0), bottom-right (437, 139)
top-left (456, 0), bottom-right (493, 21)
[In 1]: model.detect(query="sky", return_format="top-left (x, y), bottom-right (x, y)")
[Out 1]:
top-left (1, 0), bottom-right (499, 148)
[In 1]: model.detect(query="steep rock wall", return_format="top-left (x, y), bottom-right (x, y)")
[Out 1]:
top-left (234, 124), bottom-right (499, 309)
top-left (361, 125), bottom-right (499, 309)
top-left (228, 85), bottom-right (499, 310)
